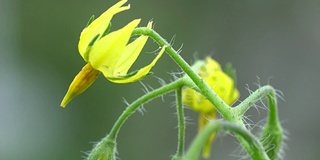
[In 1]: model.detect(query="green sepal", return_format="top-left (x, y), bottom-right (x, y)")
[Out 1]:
top-left (83, 34), bottom-right (100, 61)
top-left (88, 34), bottom-right (100, 47)
top-left (101, 22), bottom-right (112, 38)
top-left (107, 70), bottom-right (153, 81)
top-left (260, 122), bottom-right (283, 160)
top-left (86, 15), bottom-right (95, 27)
top-left (224, 62), bottom-right (237, 87)
top-left (107, 70), bottom-right (139, 81)
top-left (259, 92), bottom-right (283, 160)
top-left (146, 72), bottom-right (153, 76)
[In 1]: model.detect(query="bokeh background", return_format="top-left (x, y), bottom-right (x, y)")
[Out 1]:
top-left (1, 0), bottom-right (319, 159)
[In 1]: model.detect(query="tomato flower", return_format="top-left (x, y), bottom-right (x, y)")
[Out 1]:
top-left (182, 57), bottom-right (239, 158)
top-left (61, 0), bottom-right (165, 107)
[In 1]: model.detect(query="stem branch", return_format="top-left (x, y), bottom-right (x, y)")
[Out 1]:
top-left (87, 79), bottom-right (184, 159)
top-left (234, 85), bottom-right (277, 117)
top-left (108, 79), bottom-right (184, 140)
top-left (172, 87), bottom-right (185, 160)
top-left (133, 28), bottom-right (233, 120)
top-left (185, 121), bottom-right (270, 160)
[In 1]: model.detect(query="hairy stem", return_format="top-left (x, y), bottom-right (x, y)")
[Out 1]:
top-left (185, 121), bottom-right (270, 160)
top-left (260, 89), bottom-right (283, 159)
top-left (108, 79), bottom-right (184, 140)
top-left (233, 85), bottom-right (277, 117)
top-left (172, 87), bottom-right (185, 160)
top-left (132, 28), bottom-right (233, 120)
top-left (87, 79), bottom-right (184, 159)
top-left (132, 27), bottom-right (280, 159)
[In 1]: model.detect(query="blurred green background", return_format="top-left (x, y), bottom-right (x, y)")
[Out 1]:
top-left (1, 0), bottom-right (319, 159)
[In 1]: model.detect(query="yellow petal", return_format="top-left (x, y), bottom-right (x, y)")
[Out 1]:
top-left (106, 46), bottom-right (166, 83)
top-left (78, 0), bottom-right (130, 59)
top-left (198, 113), bottom-right (217, 159)
top-left (113, 21), bottom-right (153, 74)
top-left (205, 57), bottom-right (221, 71)
top-left (206, 71), bottom-right (239, 104)
top-left (89, 19), bottom-right (141, 74)
top-left (60, 63), bottom-right (100, 107)
top-left (182, 86), bottom-right (216, 113)
top-left (181, 57), bottom-right (240, 158)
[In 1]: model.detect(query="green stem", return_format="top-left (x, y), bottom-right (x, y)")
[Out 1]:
top-left (132, 28), bottom-right (233, 120)
top-left (132, 27), bottom-right (275, 159)
top-left (87, 137), bottom-right (116, 160)
top-left (234, 85), bottom-right (277, 117)
top-left (185, 121), bottom-right (270, 160)
top-left (87, 79), bottom-right (184, 159)
top-left (172, 87), bottom-right (185, 160)
top-left (260, 89), bottom-right (283, 160)
top-left (266, 90), bottom-right (279, 126)
top-left (108, 79), bottom-right (184, 140)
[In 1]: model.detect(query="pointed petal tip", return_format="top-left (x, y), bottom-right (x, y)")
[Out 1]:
top-left (113, 0), bottom-right (130, 11)
top-left (60, 94), bottom-right (72, 108)
top-left (60, 104), bottom-right (66, 108)
top-left (147, 21), bottom-right (153, 28)
top-left (133, 18), bottom-right (141, 24)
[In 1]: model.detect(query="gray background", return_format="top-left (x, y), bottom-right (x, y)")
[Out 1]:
top-left (1, 0), bottom-right (319, 159)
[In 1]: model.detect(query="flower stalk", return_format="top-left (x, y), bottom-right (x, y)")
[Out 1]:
top-left (260, 91), bottom-right (283, 160)
top-left (172, 87), bottom-right (185, 160)
top-left (132, 27), bottom-right (283, 159)
top-left (132, 28), bottom-right (234, 120)
top-left (87, 79), bottom-right (185, 159)
top-left (185, 121), bottom-right (269, 160)
top-left (84, 25), bottom-right (283, 159)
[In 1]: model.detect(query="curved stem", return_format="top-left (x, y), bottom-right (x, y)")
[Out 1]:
top-left (185, 121), bottom-right (270, 160)
top-left (132, 28), bottom-right (233, 120)
top-left (233, 85), bottom-right (277, 117)
top-left (132, 27), bottom-right (259, 157)
top-left (172, 87), bottom-right (185, 160)
top-left (266, 89), bottom-right (279, 126)
top-left (108, 79), bottom-right (184, 140)
top-left (132, 27), bottom-right (284, 159)
top-left (260, 88), bottom-right (283, 159)
top-left (87, 79), bottom-right (184, 160)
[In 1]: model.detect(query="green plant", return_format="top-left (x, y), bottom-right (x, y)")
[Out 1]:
top-left (61, 1), bottom-right (284, 159)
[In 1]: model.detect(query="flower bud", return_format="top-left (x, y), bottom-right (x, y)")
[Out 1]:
top-left (60, 63), bottom-right (100, 107)
top-left (182, 57), bottom-right (239, 158)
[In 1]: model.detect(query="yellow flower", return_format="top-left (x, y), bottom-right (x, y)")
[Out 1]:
top-left (60, 0), bottom-right (165, 107)
top-left (78, 0), bottom-right (130, 57)
top-left (182, 57), bottom-right (239, 158)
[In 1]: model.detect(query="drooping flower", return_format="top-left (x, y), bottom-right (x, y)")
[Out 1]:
top-left (60, 0), bottom-right (165, 107)
top-left (78, 0), bottom-right (131, 57)
top-left (182, 57), bottom-right (240, 158)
